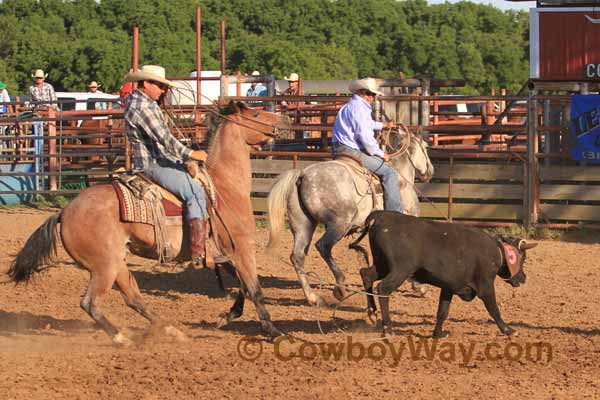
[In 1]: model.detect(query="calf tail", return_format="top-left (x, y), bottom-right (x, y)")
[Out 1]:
top-left (348, 211), bottom-right (382, 265)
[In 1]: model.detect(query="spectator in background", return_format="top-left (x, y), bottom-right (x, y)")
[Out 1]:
top-left (29, 69), bottom-right (57, 108)
top-left (0, 80), bottom-right (13, 146)
top-left (119, 81), bottom-right (134, 107)
top-left (283, 72), bottom-right (300, 96)
top-left (87, 81), bottom-right (107, 110)
top-left (246, 71), bottom-right (267, 104)
top-left (281, 73), bottom-right (304, 138)
top-left (281, 72), bottom-right (301, 108)
top-left (0, 81), bottom-right (12, 114)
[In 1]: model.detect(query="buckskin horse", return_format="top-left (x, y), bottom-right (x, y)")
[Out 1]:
top-left (9, 102), bottom-right (291, 344)
top-left (267, 127), bottom-right (434, 306)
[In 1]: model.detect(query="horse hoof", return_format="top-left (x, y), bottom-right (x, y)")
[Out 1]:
top-left (216, 313), bottom-right (231, 329)
top-left (307, 293), bottom-right (327, 308)
top-left (164, 326), bottom-right (187, 342)
top-left (261, 321), bottom-right (284, 338)
top-left (333, 286), bottom-right (347, 302)
top-left (113, 332), bottom-right (134, 347)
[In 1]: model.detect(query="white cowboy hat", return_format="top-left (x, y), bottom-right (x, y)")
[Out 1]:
top-left (124, 65), bottom-right (174, 87)
top-left (348, 77), bottom-right (384, 96)
top-left (251, 70), bottom-right (260, 76)
top-left (32, 69), bottom-right (48, 79)
top-left (87, 81), bottom-right (101, 88)
top-left (284, 72), bottom-right (299, 82)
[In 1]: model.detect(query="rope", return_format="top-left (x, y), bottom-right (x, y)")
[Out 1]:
top-left (265, 269), bottom-right (421, 346)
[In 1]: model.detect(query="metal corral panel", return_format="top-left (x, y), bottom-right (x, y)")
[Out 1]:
top-left (0, 163), bottom-right (36, 205)
top-left (530, 8), bottom-right (600, 80)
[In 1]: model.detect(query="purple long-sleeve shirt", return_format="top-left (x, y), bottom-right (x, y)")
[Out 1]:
top-left (332, 94), bottom-right (384, 157)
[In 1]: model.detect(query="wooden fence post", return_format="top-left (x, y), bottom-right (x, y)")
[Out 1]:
top-left (526, 89), bottom-right (539, 227)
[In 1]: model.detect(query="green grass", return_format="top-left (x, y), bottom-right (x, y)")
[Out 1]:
top-left (29, 195), bottom-right (71, 209)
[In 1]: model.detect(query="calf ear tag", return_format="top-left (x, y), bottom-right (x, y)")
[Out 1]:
top-left (501, 243), bottom-right (521, 278)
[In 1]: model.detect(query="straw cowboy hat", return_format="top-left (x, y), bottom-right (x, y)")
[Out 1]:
top-left (251, 70), bottom-right (260, 76)
top-left (87, 81), bottom-right (101, 88)
top-left (124, 65), bottom-right (174, 87)
top-left (284, 72), bottom-right (299, 82)
top-left (31, 69), bottom-right (48, 79)
top-left (348, 77), bottom-right (384, 96)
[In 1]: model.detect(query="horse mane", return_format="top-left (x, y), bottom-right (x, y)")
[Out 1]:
top-left (204, 101), bottom-right (248, 150)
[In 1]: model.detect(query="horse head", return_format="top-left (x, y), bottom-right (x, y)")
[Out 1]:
top-left (222, 101), bottom-right (291, 148)
top-left (385, 126), bottom-right (434, 183)
top-left (406, 127), bottom-right (434, 182)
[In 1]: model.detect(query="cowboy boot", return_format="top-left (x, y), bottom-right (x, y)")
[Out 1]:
top-left (188, 218), bottom-right (206, 266)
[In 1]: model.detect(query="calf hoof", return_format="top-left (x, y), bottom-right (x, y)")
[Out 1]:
top-left (412, 281), bottom-right (427, 297)
top-left (333, 286), bottom-right (347, 302)
top-left (432, 330), bottom-right (450, 338)
top-left (366, 308), bottom-right (379, 325)
top-left (381, 325), bottom-right (394, 338)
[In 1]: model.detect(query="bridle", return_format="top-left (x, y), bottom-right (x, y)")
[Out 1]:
top-left (381, 125), bottom-right (433, 179)
top-left (206, 105), bottom-right (284, 138)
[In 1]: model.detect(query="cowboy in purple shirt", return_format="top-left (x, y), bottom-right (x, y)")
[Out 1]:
top-left (332, 78), bottom-right (403, 213)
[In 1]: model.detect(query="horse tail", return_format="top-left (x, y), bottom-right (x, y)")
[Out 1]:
top-left (9, 213), bottom-right (61, 284)
top-left (267, 169), bottom-right (303, 250)
top-left (348, 210), bottom-right (383, 265)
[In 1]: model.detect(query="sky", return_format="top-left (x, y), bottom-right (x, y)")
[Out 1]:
top-left (427, 0), bottom-right (537, 11)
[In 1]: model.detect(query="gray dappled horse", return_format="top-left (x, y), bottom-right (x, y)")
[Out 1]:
top-left (267, 127), bottom-right (434, 306)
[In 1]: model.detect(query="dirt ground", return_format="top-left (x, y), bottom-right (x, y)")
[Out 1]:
top-left (0, 208), bottom-right (599, 399)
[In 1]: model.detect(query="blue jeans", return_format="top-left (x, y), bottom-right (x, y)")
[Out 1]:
top-left (332, 142), bottom-right (403, 213)
top-left (145, 159), bottom-right (207, 220)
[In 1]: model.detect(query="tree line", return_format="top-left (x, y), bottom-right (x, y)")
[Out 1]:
top-left (0, 0), bottom-right (530, 96)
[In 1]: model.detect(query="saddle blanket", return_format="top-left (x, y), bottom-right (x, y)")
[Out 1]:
top-left (112, 182), bottom-right (182, 225)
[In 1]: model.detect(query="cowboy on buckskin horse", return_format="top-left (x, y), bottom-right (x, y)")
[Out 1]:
top-left (332, 77), bottom-right (402, 212)
top-left (123, 65), bottom-right (208, 264)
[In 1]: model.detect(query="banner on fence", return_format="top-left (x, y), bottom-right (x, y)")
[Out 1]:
top-left (571, 94), bottom-right (600, 162)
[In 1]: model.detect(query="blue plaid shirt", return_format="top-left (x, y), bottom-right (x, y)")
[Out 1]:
top-left (124, 89), bottom-right (192, 170)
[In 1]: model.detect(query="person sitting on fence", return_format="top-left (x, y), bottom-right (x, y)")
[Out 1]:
top-left (246, 71), bottom-right (267, 98)
top-left (87, 81), bottom-right (107, 110)
top-left (245, 71), bottom-right (267, 106)
top-left (123, 65), bottom-right (209, 265)
top-left (0, 81), bottom-right (13, 147)
top-left (29, 69), bottom-right (57, 109)
top-left (331, 77), bottom-right (402, 213)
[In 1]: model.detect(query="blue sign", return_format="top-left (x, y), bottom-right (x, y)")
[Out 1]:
top-left (571, 94), bottom-right (600, 162)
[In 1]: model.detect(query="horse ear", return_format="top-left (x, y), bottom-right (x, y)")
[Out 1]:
top-left (227, 100), bottom-right (239, 114)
